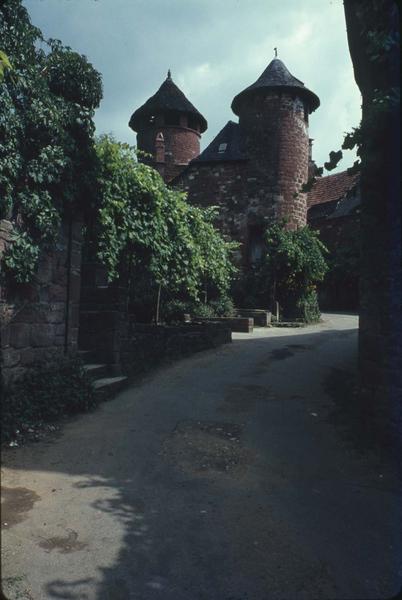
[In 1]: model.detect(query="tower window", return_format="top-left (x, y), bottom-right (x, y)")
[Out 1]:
top-left (188, 115), bottom-right (199, 130)
top-left (165, 111), bottom-right (180, 126)
top-left (248, 225), bottom-right (264, 264)
top-left (218, 143), bottom-right (228, 153)
top-left (149, 115), bottom-right (155, 124)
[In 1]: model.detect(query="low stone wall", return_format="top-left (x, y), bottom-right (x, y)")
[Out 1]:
top-left (195, 317), bottom-right (254, 333)
top-left (121, 321), bottom-right (231, 377)
top-left (236, 309), bottom-right (271, 326)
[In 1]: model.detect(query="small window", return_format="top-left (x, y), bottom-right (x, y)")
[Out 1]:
top-left (218, 143), bottom-right (227, 153)
top-left (165, 111), bottom-right (180, 126)
top-left (248, 225), bottom-right (264, 264)
top-left (188, 115), bottom-right (199, 130)
top-left (303, 102), bottom-right (309, 123)
top-left (149, 115), bottom-right (155, 124)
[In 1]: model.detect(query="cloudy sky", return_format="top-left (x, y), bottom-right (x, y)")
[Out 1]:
top-left (23, 0), bottom-right (361, 171)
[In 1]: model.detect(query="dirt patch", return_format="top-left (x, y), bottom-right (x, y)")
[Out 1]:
top-left (1, 487), bottom-right (41, 528)
top-left (37, 529), bottom-right (88, 554)
top-left (219, 384), bottom-right (274, 413)
top-left (263, 344), bottom-right (312, 366)
top-left (162, 420), bottom-right (253, 476)
top-left (2, 575), bottom-right (35, 600)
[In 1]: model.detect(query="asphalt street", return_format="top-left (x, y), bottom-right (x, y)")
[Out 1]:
top-left (2, 313), bottom-right (401, 600)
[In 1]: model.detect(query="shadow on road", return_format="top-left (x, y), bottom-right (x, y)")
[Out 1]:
top-left (2, 323), bottom-right (401, 600)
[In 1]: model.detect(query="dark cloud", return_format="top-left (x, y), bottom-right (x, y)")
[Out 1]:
top-left (23, 0), bottom-right (361, 171)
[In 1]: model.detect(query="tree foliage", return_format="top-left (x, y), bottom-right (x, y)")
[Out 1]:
top-left (235, 222), bottom-right (328, 322)
top-left (0, 0), bottom-right (102, 282)
top-left (94, 135), bottom-right (237, 300)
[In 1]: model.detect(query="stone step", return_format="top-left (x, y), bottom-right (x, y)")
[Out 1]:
top-left (93, 375), bottom-right (128, 401)
top-left (77, 349), bottom-right (98, 364)
top-left (83, 363), bottom-right (109, 380)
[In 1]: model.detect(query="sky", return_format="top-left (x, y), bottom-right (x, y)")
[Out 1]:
top-left (23, 0), bottom-right (362, 172)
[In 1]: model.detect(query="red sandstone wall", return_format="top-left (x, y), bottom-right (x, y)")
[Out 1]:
top-left (309, 212), bottom-right (360, 310)
top-left (137, 125), bottom-right (200, 182)
top-left (176, 160), bottom-right (279, 264)
top-left (177, 90), bottom-right (310, 264)
top-left (0, 217), bottom-right (83, 384)
top-left (238, 92), bottom-right (309, 229)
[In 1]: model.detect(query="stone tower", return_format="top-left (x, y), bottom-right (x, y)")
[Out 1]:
top-left (129, 70), bottom-right (207, 182)
top-left (231, 58), bottom-right (320, 228)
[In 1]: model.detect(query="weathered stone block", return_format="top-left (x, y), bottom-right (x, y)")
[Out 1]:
top-left (2, 347), bottom-right (21, 367)
top-left (30, 324), bottom-right (57, 347)
top-left (45, 304), bottom-right (65, 324)
top-left (9, 322), bottom-right (31, 348)
top-left (20, 347), bottom-right (39, 366)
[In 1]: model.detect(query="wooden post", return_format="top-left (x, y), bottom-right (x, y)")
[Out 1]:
top-left (155, 284), bottom-right (161, 325)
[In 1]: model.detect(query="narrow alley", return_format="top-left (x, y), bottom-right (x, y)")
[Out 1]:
top-left (2, 314), bottom-right (401, 600)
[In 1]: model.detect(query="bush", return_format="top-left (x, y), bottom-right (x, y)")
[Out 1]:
top-left (162, 295), bottom-right (236, 323)
top-left (209, 296), bottom-right (236, 317)
top-left (191, 302), bottom-right (217, 319)
top-left (162, 299), bottom-right (190, 324)
top-left (297, 289), bottom-right (321, 323)
top-left (1, 355), bottom-right (97, 443)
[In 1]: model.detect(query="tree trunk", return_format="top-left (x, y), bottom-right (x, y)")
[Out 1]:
top-left (343, 1), bottom-right (401, 439)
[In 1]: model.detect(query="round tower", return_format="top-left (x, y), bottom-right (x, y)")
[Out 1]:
top-left (231, 58), bottom-right (320, 228)
top-left (129, 70), bottom-right (207, 182)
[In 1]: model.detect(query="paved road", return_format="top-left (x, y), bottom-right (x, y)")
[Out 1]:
top-left (2, 314), bottom-right (401, 600)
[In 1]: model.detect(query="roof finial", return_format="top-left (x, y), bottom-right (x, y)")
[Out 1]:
top-left (274, 47), bottom-right (278, 58)
top-left (167, 69), bottom-right (171, 79)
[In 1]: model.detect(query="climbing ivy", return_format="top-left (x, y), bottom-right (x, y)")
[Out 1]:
top-left (234, 222), bottom-right (328, 322)
top-left (94, 135), bottom-right (237, 300)
top-left (0, 0), bottom-right (102, 282)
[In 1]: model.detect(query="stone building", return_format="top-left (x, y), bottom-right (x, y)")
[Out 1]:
top-left (129, 69), bottom-right (207, 183)
top-left (130, 58), bottom-right (319, 260)
top-left (130, 57), bottom-right (360, 302)
top-left (307, 171), bottom-right (360, 310)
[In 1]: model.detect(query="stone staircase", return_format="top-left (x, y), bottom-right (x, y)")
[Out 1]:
top-left (77, 349), bottom-right (128, 401)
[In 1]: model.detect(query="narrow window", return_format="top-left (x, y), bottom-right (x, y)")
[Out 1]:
top-left (218, 143), bottom-right (227, 153)
top-left (188, 115), bottom-right (199, 130)
top-left (165, 111), bottom-right (180, 126)
top-left (248, 225), bottom-right (264, 264)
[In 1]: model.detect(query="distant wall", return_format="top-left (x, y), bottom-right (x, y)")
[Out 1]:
top-left (309, 212), bottom-right (360, 311)
top-left (0, 215), bottom-right (83, 385)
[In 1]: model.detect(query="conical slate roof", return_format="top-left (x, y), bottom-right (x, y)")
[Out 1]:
top-left (192, 121), bottom-right (247, 163)
top-left (231, 58), bottom-right (320, 115)
top-left (129, 71), bottom-right (207, 133)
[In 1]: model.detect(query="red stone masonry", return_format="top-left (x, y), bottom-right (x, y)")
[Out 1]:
top-left (238, 92), bottom-right (310, 229)
top-left (137, 119), bottom-right (201, 182)
top-left (0, 216), bottom-right (84, 384)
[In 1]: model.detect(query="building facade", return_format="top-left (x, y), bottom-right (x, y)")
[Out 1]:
top-left (130, 58), bottom-right (360, 284)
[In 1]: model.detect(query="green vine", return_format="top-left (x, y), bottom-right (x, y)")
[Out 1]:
top-left (94, 135), bottom-right (238, 300)
top-left (0, 0), bottom-right (102, 283)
